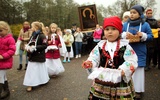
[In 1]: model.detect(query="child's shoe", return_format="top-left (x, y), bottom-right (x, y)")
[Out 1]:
top-left (68, 60), bottom-right (70, 63)
top-left (63, 60), bottom-right (66, 63)
top-left (75, 55), bottom-right (78, 58)
top-left (78, 54), bottom-right (81, 58)
top-left (26, 86), bottom-right (32, 92)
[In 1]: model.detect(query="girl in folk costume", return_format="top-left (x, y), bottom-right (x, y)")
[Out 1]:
top-left (63, 29), bottom-right (74, 63)
top-left (122, 5), bottom-right (153, 99)
top-left (0, 21), bottom-right (16, 99)
top-left (17, 21), bottom-right (32, 70)
top-left (23, 21), bottom-right (49, 92)
top-left (45, 23), bottom-right (65, 77)
top-left (82, 16), bottom-right (138, 100)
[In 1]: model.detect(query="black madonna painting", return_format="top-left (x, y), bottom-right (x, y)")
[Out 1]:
top-left (78, 4), bottom-right (98, 31)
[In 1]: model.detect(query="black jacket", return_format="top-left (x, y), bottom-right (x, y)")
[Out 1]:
top-left (27, 32), bottom-right (47, 62)
top-left (146, 18), bottom-right (159, 29)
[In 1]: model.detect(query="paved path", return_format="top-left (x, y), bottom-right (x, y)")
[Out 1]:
top-left (4, 55), bottom-right (160, 100)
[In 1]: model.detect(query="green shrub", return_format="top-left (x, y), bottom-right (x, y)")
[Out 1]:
top-left (10, 24), bottom-right (22, 41)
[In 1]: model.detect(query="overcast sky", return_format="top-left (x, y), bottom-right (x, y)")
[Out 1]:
top-left (74, 0), bottom-right (160, 19)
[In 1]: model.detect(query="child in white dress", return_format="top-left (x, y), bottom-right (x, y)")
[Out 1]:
top-left (45, 23), bottom-right (65, 77)
top-left (23, 21), bottom-right (49, 92)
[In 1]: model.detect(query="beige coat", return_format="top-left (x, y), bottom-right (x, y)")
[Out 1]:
top-left (18, 29), bottom-right (32, 50)
top-left (63, 34), bottom-right (74, 47)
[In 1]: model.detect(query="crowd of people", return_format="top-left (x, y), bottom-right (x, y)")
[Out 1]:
top-left (0, 4), bottom-right (160, 100)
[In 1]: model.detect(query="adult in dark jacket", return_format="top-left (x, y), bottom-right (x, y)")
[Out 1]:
top-left (145, 8), bottom-right (160, 70)
top-left (23, 21), bottom-right (49, 92)
top-left (157, 19), bottom-right (160, 69)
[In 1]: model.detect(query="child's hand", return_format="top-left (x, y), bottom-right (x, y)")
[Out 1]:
top-left (137, 32), bottom-right (143, 37)
top-left (55, 35), bottom-right (58, 39)
top-left (126, 32), bottom-right (133, 39)
top-left (121, 70), bottom-right (125, 76)
top-left (0, 55), bottom-right (3, 60)
top-left (58, 44), bottom-right (62, 48)
top-left (48, 41), bottom-right (52, 44)
top-left (118, 68), bottom-right (125, 76)
top-left (82, 61), bottom-right (92, 69)
top-left (65, 41), bottom-right (69, 45)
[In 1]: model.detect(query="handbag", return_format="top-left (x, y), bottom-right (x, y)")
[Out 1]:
top-left (15, 39), bottom-right (22, 55)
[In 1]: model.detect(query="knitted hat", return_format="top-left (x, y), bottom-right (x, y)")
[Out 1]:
top-left (103, 16), bottom-right (122, 33)
top-left (130, 5), bottom-right (144, 18)
top-left (123, 11), bottom-right (130, 18)
top-left (66, 29), bottom-right (72, 34)
top-left (146, 8), bottom-right (152, 14)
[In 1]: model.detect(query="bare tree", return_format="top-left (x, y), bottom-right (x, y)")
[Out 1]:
top-left (101, 0), bottom-right (157, 19)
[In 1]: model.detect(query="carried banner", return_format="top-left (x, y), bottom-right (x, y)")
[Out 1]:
top-left (78, 4), bottom-right (98, 31)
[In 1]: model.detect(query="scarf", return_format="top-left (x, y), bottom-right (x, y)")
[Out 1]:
top-left (33, 30), bottom-right (41, 36)
top-left (128, 17), bottom-right (145, 26)
top-left (23, 26), bottom-right (30, 33)
top-left (146, 16), bottom-right (155, 19)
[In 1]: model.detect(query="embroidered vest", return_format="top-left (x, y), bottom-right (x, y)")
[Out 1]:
top-left (98, 46), bottom-right (126, 69)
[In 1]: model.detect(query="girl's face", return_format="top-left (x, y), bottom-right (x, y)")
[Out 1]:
top-left (96, 24), bottom-right (100, 29)
top-left (0, 28), bottom-right (8, 37)
top-left (50, 26), bottom-right (57, 33)
top-left (104, 26), bottom-right (119, 42)
top-left (23, 22), bottom-right (30, 28)
top-left (130, 9), bottom-right (140, 20)
top-left (123, 15), bottom-right (129, 22)
top-left (63, 29), bottom-right (66, 34)
top-left (66, 32), bottom-right (70, 35)
top-left (76, 28), bottom-right (80, 32)
top-left (57, 29), bottom-right (60, 32)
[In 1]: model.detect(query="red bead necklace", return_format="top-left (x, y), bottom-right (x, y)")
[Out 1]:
top-left (102, 39), bottom-right (120, 68)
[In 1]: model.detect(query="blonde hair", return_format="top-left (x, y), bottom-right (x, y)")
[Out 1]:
top-left (57, 27), bottom-right (61, 31)
top-left (49, 23), bottom-right (58, 29)
top-left (31, 21), bottom-right (42, 31)
top-left (39, 22), bottom-right (47, 34)
top-left (0, 21), bottom-right (12, 33)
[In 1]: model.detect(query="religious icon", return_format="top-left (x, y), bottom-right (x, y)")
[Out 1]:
top-left (78, 4), bottom-right (98, 31)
